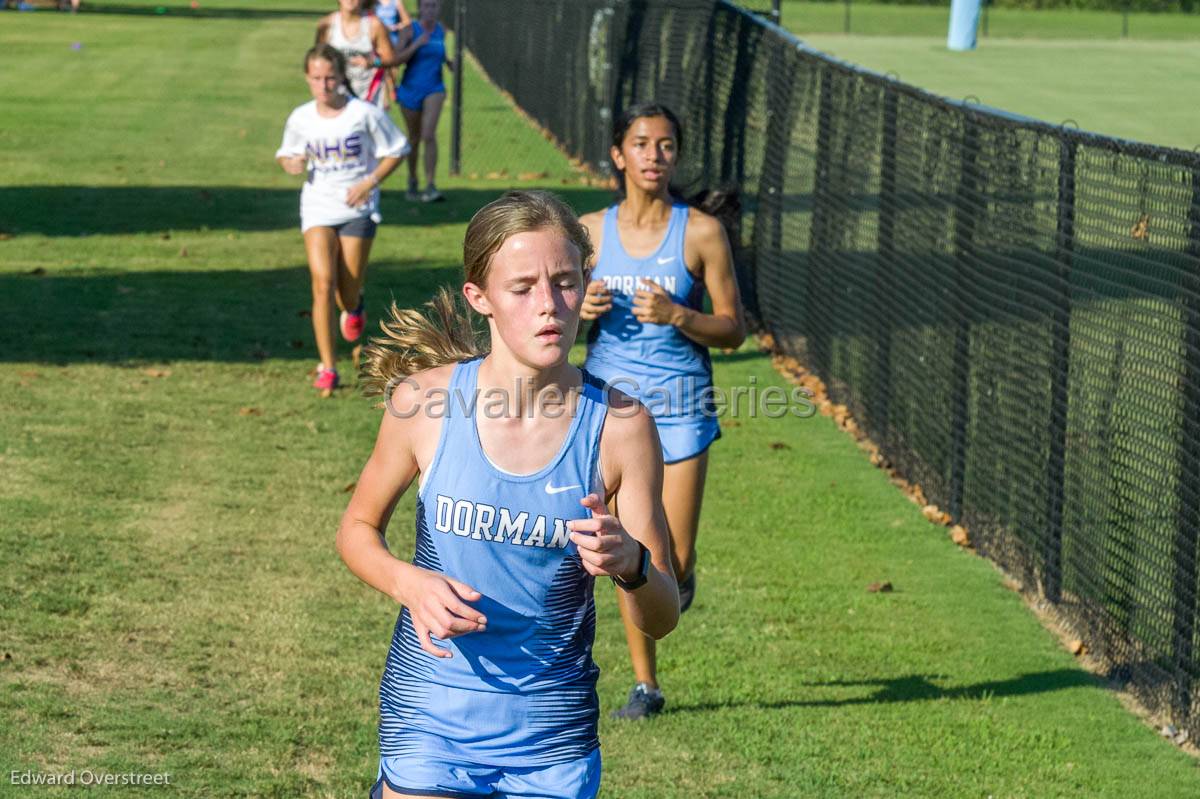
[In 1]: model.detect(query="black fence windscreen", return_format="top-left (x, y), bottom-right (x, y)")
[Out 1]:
top-left (445, 0), bottom-right (1200, 738)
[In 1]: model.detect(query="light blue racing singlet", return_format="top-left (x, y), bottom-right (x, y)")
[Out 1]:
top-left (584, 202), bottom-right (719, 462)
top-left (379, 358), bottom-right (608, 767)
top-left (373, 0), bottom-right (402, 47)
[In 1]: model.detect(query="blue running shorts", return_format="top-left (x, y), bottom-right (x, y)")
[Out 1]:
top-left (370, 747), bottom-right (600, 799)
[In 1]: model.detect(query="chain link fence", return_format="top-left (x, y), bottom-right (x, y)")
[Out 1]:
top-left (445, 0), bottom-right (1200, 741)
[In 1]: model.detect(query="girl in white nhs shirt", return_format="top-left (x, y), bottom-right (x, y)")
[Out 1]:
top-left (276, 45), bottom-right (410, 394)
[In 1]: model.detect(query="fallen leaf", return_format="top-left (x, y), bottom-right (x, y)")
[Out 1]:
top-left (160, 232), bottom-right (171, 240)
top-left (142, 367), bottom-right (171, 378)
top-left (518, 170), bottom-right (548, 181)
top-left (343, 481), bottom-right (357, 493)
top-left (238, 128), bottom-right (248, 138)
top-left (238, 407), bottom-right (262, 416)
top-left (866, 581), bottom-right (893, 593)
top-left (18, 371), bottom-right (39, 379)
top-left (1068, 639), bottom-right (1086, 656)
top-left (922, 504), bottom-right (950, 526)
top-left (1130, 213), bottom-right (1150, 241)
top-left (1002, 577), bottom-right (1022, 593)
top-left (0, 232), bottom-right (13, 241)
top-left (721, 419), bottom-right (741, 429)
top-left (178, 247), bottom-right (188, 257)
top-left (768, 441), bottom-right (790, 450)
top-left (3, 652), bottom-right (11, 661)
top-left (28, 267), bottom-right (45, 276)
top-left (950, 525), bottom-right (971, 547)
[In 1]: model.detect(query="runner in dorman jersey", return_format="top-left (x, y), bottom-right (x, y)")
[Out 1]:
top-left (338, 191), bottom-right (680, 798)
top-left (276, 46), bottom-right (409, 393)
top-left (580, 103), bottom-right (747, 719)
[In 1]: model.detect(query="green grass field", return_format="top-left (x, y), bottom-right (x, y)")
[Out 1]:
top-left (778, 0), bottom-right (1200, 39)
top-left (775, 1), bottom-right (1200, 150)
top-left (3, 7), bottom-right (1200, 798)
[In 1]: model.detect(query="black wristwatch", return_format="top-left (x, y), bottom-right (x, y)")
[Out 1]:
top-left (611, 541), bottom-right (650, 591)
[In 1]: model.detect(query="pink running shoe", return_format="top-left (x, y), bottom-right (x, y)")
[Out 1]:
top-left (312, 364), bottom-right (339, 392)
top-left (340, 299), bottom-right (365, 342)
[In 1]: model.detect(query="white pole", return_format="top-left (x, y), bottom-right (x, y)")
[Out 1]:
top-left (948, 0), bottom-right (982, 51)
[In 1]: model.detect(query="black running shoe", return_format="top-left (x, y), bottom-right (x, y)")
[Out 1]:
top-left (610, 683), bottom-right (665, 720)
top-left (679, 571), bottom-right (696, 614)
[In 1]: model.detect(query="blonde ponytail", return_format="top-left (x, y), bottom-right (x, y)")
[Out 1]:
top-left (359, 288), bottom-right (484, 397)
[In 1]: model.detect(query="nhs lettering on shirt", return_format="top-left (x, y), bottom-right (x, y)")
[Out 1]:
top-left (433, 495), bottom-right (573, 549)
top-left (601, 274), bottom-right (677, 297)
top-left (305, 133), bottom-right (364, 165)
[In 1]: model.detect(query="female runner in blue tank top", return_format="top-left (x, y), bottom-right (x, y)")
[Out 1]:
top-left (394, 0), bottom-right (454, 202)
top-left (338, 190), bottom-right (680, 798)
top-left (580, 103), bottom-right (747, 719)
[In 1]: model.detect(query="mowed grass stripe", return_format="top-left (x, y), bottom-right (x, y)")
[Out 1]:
top-left (1, 9), bottom-right (1199, 798)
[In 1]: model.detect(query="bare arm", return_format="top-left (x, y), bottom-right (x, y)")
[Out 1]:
top-left (277, 155), bottom-right (306, 175)
top-left (315, 15), bottom-right (331, 44)
top-left (569, 397), bottom-right (679, 639)
top-left (633, 210), bottom-right (746, 349)
top-left (370, 17), bottom-right (400, 67)
top-left (394, 24), bottom-right (431, 64)
top-left (336, 377), bottom-right (488, 658)
top-left (579, 209), bottom-right (611, 321)
top-left (343, 154), bottom-right (403, 207)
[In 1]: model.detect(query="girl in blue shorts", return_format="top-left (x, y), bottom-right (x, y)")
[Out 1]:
top-left (580, 102), bottom-right (747, 719)
top-left (394, 0), bottom-right (453, 202)
top-left (338, 190), bottom-right (680, 798)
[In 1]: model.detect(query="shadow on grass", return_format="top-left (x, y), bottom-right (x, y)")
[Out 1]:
top-left (1, 261), bottom-right (462, 363)
top-left (666, 669), bottom-right (1102, 714)
top-left (0, 186), bottom-right (612, 237)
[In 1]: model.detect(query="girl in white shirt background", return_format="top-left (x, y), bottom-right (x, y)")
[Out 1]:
top-left (276, 45), bottom-right (410, 394)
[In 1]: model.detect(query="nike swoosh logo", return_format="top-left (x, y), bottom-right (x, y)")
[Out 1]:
top-left (656, 256), bottom-right (675, 265)
top-left (545, 483), bottom-right (582, 495)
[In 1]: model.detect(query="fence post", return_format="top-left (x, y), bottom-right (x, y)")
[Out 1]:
top-left (1172, 169), bottom-right (1200, 726)
top-left (449, 0), bottom-right (465, 176)
top-left (750, 44), bottom-right (797, 328)
top-left (948, 113), bottom-right (979, 522)
top-left (872, 84), bottom-right (899, 444)
top-left (806, 67), bottom-right (836, 377)
top-left (772, 0), bottom-right (781, 24)
top-left (1043, 136), bottom-right (1076, 604)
